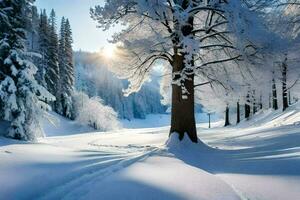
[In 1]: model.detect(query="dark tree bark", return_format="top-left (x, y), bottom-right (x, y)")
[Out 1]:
top-left (252, 90), bottom-right (257, 114)
top-left (272, 75), bottom-right (278, 110)
top-left (245, 92), bottom-right (251, 119)
top-left (288, 91), bottom-right (291, 105)
top-left (259, 95), bottom-right (263, 110)
top-left (170, 54), bottom-right (197, 143)
top-left (224, 106), bottom-right (230, 127)
top-left (282, 58), bottom-right (288, 111)
top-left (236, 101), bottom-right (240, 124)
top-left (170, 2), bottom-right (197, 143)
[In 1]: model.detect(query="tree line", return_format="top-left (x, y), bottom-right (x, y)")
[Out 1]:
top-left (0, 0), bottom-right (74, 140)
top-left (28, 6), bottom-right (74, 118)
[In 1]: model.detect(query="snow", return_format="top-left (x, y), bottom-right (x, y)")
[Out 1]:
top-left (1, 106), bottom-right (300, 200)
top-left (41, 112), bottom-right (94, 136)
top-left (121, 113), bottom-right (220, 129)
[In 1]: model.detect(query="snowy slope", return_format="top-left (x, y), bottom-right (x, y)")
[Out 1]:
top-left (1, 106), bottom-right (300, 200)
top-left (41, 112), bottom-right (94, 136)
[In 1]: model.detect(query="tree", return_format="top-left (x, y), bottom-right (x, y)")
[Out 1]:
top-left (37, 9), bottom-right (49, 87)
top-left (56, 17), bottom-right (65, 113)
top-left (91, 0), bottom-right (242, 143)
top-left (245, 91), bottom-right (251, 119)
top-left (281, 57), bottom-right (289, 111)
top-left (26, 5), bottom-right (39, 52)
top-left (272, 73), bottom-right (279, 110)
top-left (236, 101), bottom-right (240, 124)
top-left (46, 9), bottom-right (60, 106)
top-left (57, 17), bottom-right (74, 118)
top-left (0, 0), bottom-right (54, 140)
top-left (224, 105), bottom-right (230, 127)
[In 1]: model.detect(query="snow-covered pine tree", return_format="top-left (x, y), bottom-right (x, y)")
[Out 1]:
top-left (26, 5), bottom-right (39, 52)
top-left (57, 17), bottom-right (74, 118)
top-left (56, 17), bottom-right (65, 114)
top-left (0, 0), bottom-right (54, 140)
top-left (37, 9), bottom-right (49, 87)
top-left (46, 9), bottom-right (59, 107)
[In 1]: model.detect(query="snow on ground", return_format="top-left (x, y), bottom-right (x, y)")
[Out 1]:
top-left (42, 112), bottom-right (94, 136)
top-left (1, 105), bottom-right (300, 200)
top-left (121, 113), bottom-right (220, 129)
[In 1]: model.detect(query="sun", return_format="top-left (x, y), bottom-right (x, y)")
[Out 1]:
top-left (102, 44), bottom-right (116, 59)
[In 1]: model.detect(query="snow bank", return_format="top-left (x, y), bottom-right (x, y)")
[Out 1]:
top-left (237, 102), bottom-right (300, 128)
top-left (166, 132), bottom-right (210, 153)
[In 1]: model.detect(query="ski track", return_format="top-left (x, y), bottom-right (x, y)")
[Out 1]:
top-left (37, 131), bottom-right (267, 200)
top-left (38, 139), bottom-right (163, 200)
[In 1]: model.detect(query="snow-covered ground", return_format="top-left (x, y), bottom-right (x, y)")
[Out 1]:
top-left (1, 106), bottom-right (300, 200)
top-left (121, 112), bottom-right (220, 129)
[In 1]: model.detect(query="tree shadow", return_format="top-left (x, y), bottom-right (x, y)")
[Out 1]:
top-left (168, 130), bottom-right (300, 176)
top-left (76, 179), bottom-right (186, 200)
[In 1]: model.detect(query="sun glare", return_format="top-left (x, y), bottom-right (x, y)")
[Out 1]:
top-left (102, 44), bottom-right (116, 59)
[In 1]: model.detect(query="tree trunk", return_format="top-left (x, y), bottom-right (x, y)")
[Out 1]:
top-left (282, 59), bottom-right (288, 111)
top-left (170, 54), bottom-right (197, 143)
top-left (245, 92), bottom-right (251, 119)
top-left (236, 102), bottom-right (240, 124)
top-left (288, 91), bottom-right (291, 105)
top-left (224, 106), bottom-right (230, 127)
top-left (259, 95), bottom-right (263, 110)
top-left (170, 3), bottom-right (197, 143)
top-left (252, 90), bottom-right (257, 114)
top-left (208, 113), bottom-right (211, 128)
top-left (272, 77), bottom-right (278, 110)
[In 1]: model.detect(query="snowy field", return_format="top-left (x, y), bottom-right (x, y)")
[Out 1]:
top-left (1, 107), bottom-right (300, 200)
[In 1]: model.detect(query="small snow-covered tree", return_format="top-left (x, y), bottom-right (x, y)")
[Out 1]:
top-left (0, 0), bottom-right (54, 140)
top-left (72, 91), bottom-right (120, 131)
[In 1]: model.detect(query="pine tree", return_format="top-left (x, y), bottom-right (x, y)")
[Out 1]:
top-left (56, 17), bottom-right (65, 114)
top-left (46, 9), bottom-right (59, 106)
top-left (26, 5), bottom-right (39, 52)
top-left (0, 0), bottom-right (54, 140)
top-left (37, 9), bottom-right (49, 87)
top-left (57, 17), bottom-right (74, 118)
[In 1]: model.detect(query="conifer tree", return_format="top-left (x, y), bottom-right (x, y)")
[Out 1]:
top-left (46, 9), bottom-right (59, 105)
top-left (37, 9), bottom-right (49, 87)
top-left (0, 0), bottom-right (54, 140)
top-left (57, 17), bottom-right (74, 118)
top-left (26, 5), bottom-right (39, 52)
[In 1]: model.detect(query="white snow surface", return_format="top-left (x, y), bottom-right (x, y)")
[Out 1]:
top-left (1, 105), bottom-right (300, 200)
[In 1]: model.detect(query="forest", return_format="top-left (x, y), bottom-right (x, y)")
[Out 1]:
top-left (0, 0), bottom-right (300, 200)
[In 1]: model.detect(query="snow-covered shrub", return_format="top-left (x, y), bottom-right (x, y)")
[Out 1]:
top-left (72, 91), bottom-right (120, 131)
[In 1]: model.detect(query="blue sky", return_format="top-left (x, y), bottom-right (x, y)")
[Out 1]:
top-left (35, 0), bottom-right (120, 52)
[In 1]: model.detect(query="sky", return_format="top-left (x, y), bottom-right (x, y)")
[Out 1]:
top-left (35, 0), bottom-right (121, 52)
